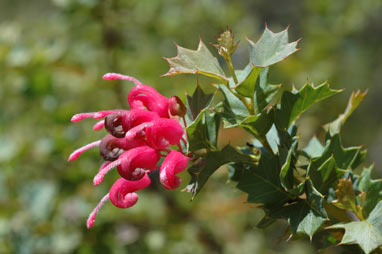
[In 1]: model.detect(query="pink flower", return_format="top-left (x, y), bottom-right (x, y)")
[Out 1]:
top-left (70, 73), bottom-right (190, 229)
top-left (160, 150), bottom-right (189, 190)
top-left (99, 134), bottom-right (146, 161)
top-left (87, 174), bottom-right (151, 229)
top-left (146, 118), bottom-right (184, 150)
top-left (94, 145), bottom-right (159, 185)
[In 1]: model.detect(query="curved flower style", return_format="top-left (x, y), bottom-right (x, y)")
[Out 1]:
top-left (87, 174), bottom-right (151, 229)
top-left (99, 134), bottom-right (146, 161)
top-left (94, 145), bottom-right (159, 185)
top-left (70, 73), bottom-right (190, 228)
top-left (160, 150), bottom-right (189, 190)
top-left (146, 118), bottom-right (184, 150)
top-left (128, 84), bottom-right (170, 118)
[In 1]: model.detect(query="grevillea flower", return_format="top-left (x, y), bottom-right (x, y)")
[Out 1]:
top-left (145, 118), bottom-right (184, 150)
top-left (70, 73), bottom-right (190, 229)
top-left (103, 73), bottom-right (170, 118)
top-left (87, 174), bottom-right (151, 229)
top-left (160, 150), bottom-right (189, 190)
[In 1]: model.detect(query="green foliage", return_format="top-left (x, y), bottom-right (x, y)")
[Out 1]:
top-left (165, 26), bottom-right (382, 253)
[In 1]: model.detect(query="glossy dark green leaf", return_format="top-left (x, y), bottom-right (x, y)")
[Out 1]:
top-left (186, 85), bottom-right (214, 120)
top-left (276, 82), bottom-right (341, 129)
top-left (233, 64), bottom-right (263, 98)
top-left (186, 108), bottom-right (220, 152)
top-left (270, 180), bottom-right (327, 239)
top-left (239, 109), bottom-right (274, 142)
top-left (185, 145), bottom-right (254, 198)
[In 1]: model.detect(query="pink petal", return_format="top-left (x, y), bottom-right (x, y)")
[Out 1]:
top-left (93, 120), bottom-right (105, 131)
top-left (68, 140), bottom-right (101, 162)
top-left (160, 150), bottom-right (189, 190)
top-left (93, 159), bottom-right (122, 186)
top-left (86, 193), bottom-right (109, 229)
top-left (71, 112), bottom-right (97, 122)
top-left (146, 118), bottom-right (184, 150)
top-left (109, 175), bottom-right (151, 209)
top-left (103, 73), bottom-right (143, 86)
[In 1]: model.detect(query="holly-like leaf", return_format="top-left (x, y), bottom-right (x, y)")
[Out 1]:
top-left (163, 40), bottom-right (227, 82)
top-left (308, 156), bottom-right (345, 195)
top-left (239, 109), bottom-right (274, 142)
top-left (324, 90), bottom-right (368, 135)
top-left (217, 84), bottom-right (249, 127)
top-left (303, 136), bottom-right (325, 158)
top-left (328, 201), bottom-right (382, 254)
top-left (186, 108), bottom-right (220, 152)
top-left (236, 152), bottom-right (291, 208)
top-left (317, 134), bottom-right (364, 170)
top-left (254, 67), bottom-right (282, 112)
top-left (233, 64), bottom-right (263, 98)
top-left (185, 145), bottom-right (254, 198)
top-left (186, 85), bottom-right (214, 120)
top-left (248, 26), bottom-right (300, 67)
top-left (359, 165), bottom-right (382, 217)
top-left (270, 180), bottom-right (328, 240)
top-left (276, 81), bottom-right (342, 129)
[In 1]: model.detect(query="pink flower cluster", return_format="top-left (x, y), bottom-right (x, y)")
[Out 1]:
top-left (68, 73), bottom-right (189, 229)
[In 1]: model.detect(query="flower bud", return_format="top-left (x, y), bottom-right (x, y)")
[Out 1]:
top-left (168, 96), bottom-right (186, 117)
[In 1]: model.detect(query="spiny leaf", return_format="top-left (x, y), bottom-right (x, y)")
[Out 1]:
top-left (359, 165), bottom-right (382, 217)
top-left (186, 85), bottom-right (214, 120)
top-left (217, 84), bottom-right (249, 127)
top-left (239, 109), bottom-right (274, 143)
top-left (254, 67), bottom-right (282, 112)
top-left (303, 136), bottom-right (325, 158)
top-left (233, 64), bottom-right (263, 98)
top-left (248, 26), bottom-right (300, 67)
top-left (276, 81), bottom-right (342, 129)
top-left (163, 40), bottom-right (227, 82)
top-left (328, 201), bottom-right (382, 254)
top-left (236, 152), bottom-right (291, 208)
top-left (186, 108), bottom-right (220, 152)
top-left (270, 180), bottom-right (328, 240)
top-left (185, 145), bottom-right (254, 198)
top-left (324, 90), bottom-right (368, 135)
top-left (317, 134), bottom-right (364, 170)
top-left (308, 156), bottom-right (345, 195)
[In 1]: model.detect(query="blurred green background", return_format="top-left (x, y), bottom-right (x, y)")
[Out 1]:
top-left (0, 0), bottom-right (381, 253)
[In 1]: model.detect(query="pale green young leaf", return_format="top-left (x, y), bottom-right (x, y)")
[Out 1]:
top-left (328, 201), bottom-right (382, 254)
top-left (163, 40), bottom-right (227, 82)
top-left (248, 26), bottom-right (300, 67)
top-left (324, 90), bottom-right (368, 135)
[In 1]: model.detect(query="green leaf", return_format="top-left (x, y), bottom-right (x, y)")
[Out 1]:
top-left (236, 152), bottom-right (290, 208)
top-left (186, 85), bottom-right (214, 120)
top-left (270, 180), bottom-right (327, 240)
top-left (254, 67), bottom-right (282, 112)
top-left (278, 127), bottom-right (299, 191)
top-left (332, 178), bottom-right (358, 211)
top-left (308, 156), bottom-right (344, 195)
top-left (276, 81), bottom-right (342, 129)
top-left (217, 84), bottom-right (249, 127)
top-left (163, 40), bottom-right (227, 82)
top-left (186, 108), bottom-right (220, 152)
top-left (303, 136), bottom-right (325, 158)
top-left (185, 145), bottom-right (254, 198)
top-left (248, 26), bottom-right (300, 67)
top-left (239, 109), bottom-right (274, 142)
top-left (324, 90), bottom-right (368, 135)
top-left (317, 134), bottom-right (364, 170)
top-left (233, 64), bottom-right (263, 98)
top-left (328, 201), bottom-right (382, 254)
top-left (359, 165), bottom-right (382, 217)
